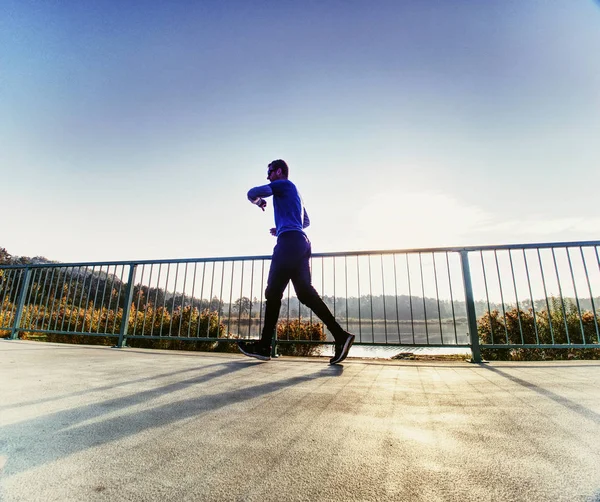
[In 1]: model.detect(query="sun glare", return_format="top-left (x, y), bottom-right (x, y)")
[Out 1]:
top-left (356, 190), bottom-right (490, 250)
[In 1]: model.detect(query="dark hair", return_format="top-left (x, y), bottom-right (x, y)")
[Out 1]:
top-left (268, 159), bottom-right (289, 178)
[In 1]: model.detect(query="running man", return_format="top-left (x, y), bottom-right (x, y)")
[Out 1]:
top-left (238, 159), bottom-right (355, 364)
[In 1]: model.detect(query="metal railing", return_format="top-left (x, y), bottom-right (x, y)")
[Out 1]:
top-left (2, 240), bottom-right (599, 362)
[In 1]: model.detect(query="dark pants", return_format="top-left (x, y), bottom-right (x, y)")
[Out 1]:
top-left (259, 231), bottom-right (345, 346)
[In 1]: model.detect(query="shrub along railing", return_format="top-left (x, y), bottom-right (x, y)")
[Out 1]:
top-left (1, 241), bottom-right (599, 362)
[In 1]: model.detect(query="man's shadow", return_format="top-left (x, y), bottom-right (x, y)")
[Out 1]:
top-left (0, 360), bottom-right (344, 477)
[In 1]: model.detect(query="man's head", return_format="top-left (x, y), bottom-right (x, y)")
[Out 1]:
top-left (267, 159), bottom-right (288, 181)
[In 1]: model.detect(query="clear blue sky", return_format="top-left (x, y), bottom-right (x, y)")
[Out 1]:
top-left (2, 0), bottom-right (599, 262)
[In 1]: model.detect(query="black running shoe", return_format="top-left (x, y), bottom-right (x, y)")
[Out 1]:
top-left (329, 332), bottom-right (355, 365)
top-left (238, 341), bottom-right (271, 361)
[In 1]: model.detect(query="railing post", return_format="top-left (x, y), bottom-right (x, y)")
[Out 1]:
top-left (115, 264), bottom-right (137, 348)
top-left (10, 267), bottom-right (32, 340)
top-left (460, 250), bottom-right (483, 363)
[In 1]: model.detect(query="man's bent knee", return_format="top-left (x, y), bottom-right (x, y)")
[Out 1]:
top-left (296, 287), bottom-right (320, 306)
top-left (265, 287), bottom-right (285, 302)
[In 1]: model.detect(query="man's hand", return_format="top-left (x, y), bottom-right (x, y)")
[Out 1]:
top-left (270, 228), bottom-right (277, 236)
top-left (251, 197), bottom-right (267, 211)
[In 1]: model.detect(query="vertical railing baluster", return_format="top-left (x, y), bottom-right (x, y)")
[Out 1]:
top-left (419, 253), bottom-right (429, 345)
top-left (58, 266), bottom-right (74, 333)
top-left (481, 257), bottom-right (494, 339)
top-left (538, 249), bottom-right (555, 344)
top-left (151, 264), bottom-right (162, 336)
top-left (508, 250), bottom-right (524, 344)
top-left (460, 251), bottom-right (482, 363)
top-left (238, 261), bottom-right (245, 335)
top-left (432, 253), bottom-right (443, 345)
top-left (159, 264), bottom-right (171, 337)
top-left (34, 268), bottom-right (51, 331)
top-left (87, 266), bottom-right (99, 333)
top-left (65, 267), bottom-right (78, 332)
top-left (23, 268), bottom-right (39, 333)
top-left (297, 259), bottom-right (302, 325)
top-left (249, 260), bottom-right (255, 338)
top-left (74, 266), bottom-right (87, 332)
top-left (523, 250), bottom-right (540, 345)
top-left (82, 266), bottom-right (96, 333)
top-left (368, 255), bottom-right (374, 343)
top-left (406, 254), bottom-right (415, 344)
top-left (206, 262), bottom-right (216, 338)
top-left (227, 261), bottom-right (235, 337)
top-left (218, 261), bottom-right (226, 338)
top-left (580, 247), bottom-right (600, 343)
top-left (55, 267), bottom-right (70, 332)
top-left (1, 269), bottom-right (12, 327)
top-left (96, 266), bottom-right (110, 334)
top-left (49, 268), bottom-right (65, 332)
top-left (393, 253), bottom-right (401, 343)
top-left (344, 256), bottom-right (349, 331)
top-left (106, 265), bottom-right (118, 333)
top-left (494, 251), bottom-right (509, 344)
top-left (551, 248), bottom-right (570, 344)
top-left (196, 262), bottom-right (206, 338)
top-left (566, 248), bottom-right (585, 344)
top-left (42, 268), bottom-right (56, 332)
top-left (179, 262), bottom-right (188, 338)
top-left (116, 264), bottom-right (137, 348)
top-left (10, 267), bottom-right (31, 340)
top-left (112, 265), bottom-right (126, 335)
top-left (259, 259), bottom-right (265, 335)
top-left (168, 263), bottom-right (180, 337)
top-left (309, 256), bottom-right (313, 326)
top-left (381, 254), bottom-right (388, 344)
top-left (141, 264), bottom-right (153, 336)
top-left (446, 252), bottom-right (458, 345)
top-left (320, 256), bottom-right (325, 343)
top-left (0, 270), bottom-right (9, 322)
top-left (333, 257), bottom-right (336, 319)
top-left (133, 264), bottom-right (146, 337)
top-left (10, 270), bottom-right (24, 330)
top-left (286, 281), bottom-right (291, 327)
top-left (188, 263), bottom-right (198, 338)
top-left (357, 256), bottom-right (362, 341)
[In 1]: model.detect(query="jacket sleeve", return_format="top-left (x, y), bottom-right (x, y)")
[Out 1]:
top-left (302, 208), bottom-right (310, 229)
top-left (247, 184), bottom-right (273, 202)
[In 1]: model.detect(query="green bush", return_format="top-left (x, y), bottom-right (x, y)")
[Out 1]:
top-left (11, 301), bottom-right (228, 351)
top-left (0, 298), bottom-right (15, 337)
top-left (127, 307), bottom-right (227, 351)
top-left (477, 297), bottom-right (600, 360)
top-left (276, 319), bottom-right (326, 357)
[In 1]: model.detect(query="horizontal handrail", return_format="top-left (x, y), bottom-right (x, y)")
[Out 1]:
top-left (2, 240), bottom-right (598, 270)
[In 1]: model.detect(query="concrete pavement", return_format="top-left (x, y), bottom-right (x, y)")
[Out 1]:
top-left (1, 340), bottom-right (600, 502)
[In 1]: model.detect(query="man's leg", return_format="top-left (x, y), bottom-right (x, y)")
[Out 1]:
top-left (290, 237), bottom-right (354, 363)
top-left (292, 268), bottom-right (346, 342)
top-left (292, 264), bottom-right (355, 364)
top-left (238, 238), bottom-right (293, 360)
top-left (289, 236), bottom-right (344, 340)
top-left (259, 278), bottom-right (289, 348)
top-left (259, 240), bottom-right (293, 347)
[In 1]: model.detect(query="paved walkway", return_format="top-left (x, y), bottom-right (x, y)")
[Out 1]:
top-left (1, 340), bottom-right (599, 502)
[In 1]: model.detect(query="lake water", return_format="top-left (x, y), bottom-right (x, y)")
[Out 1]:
top-left (224, 319), bottom-right (472, 358)
top-left (319, 344), bottom-right (472, 359)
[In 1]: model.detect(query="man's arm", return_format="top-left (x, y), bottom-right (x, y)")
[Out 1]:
top-left (247, 184), bottom-right (273, 211)
top-left (302, 208), bottom-right (310, 229)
